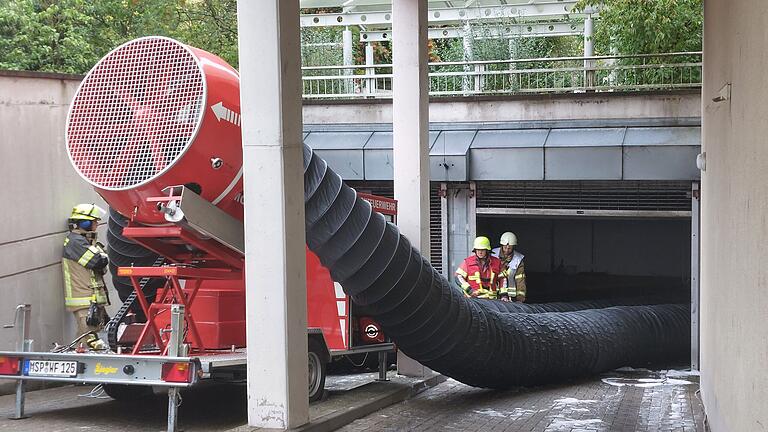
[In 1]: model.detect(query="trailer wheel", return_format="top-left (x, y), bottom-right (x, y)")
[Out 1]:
top-left (102, 384), bottom-right (155, 402)
top-left (308, 338), bottom-right (327, 402)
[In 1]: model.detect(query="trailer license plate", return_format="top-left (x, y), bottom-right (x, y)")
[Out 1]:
top-left (24, 360), bottom-right (78, 377)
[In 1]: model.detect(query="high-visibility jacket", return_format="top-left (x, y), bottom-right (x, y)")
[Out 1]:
top-left (492, 247), bottom-right (527, 299)
top-left (455, 255), bottom-right (507, 299)
top-left (62, 230), bottom-right (109, 312)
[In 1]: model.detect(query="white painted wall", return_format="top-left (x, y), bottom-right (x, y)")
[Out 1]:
top-left (0, 72), bottom-right (114, 394)
top-left (700, 1), bottom-right (768, 430)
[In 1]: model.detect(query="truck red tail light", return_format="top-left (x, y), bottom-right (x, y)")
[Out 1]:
top-left (161, 362), bottom-right (193, 383)
top-left (0, 356), bottom-right (21, 375)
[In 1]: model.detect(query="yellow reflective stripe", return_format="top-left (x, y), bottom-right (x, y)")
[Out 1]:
top-left (515, 274), bottom-right (525, 280)
top-left (64, 237), bottom-right (70, 246)
top-left (475, 288), bottom-right (496, 299)
top-left (78, 249), bottom-right (95, 266)
top-left (65, 297), bottom-right (94, 307)
top-left (63, 260), bottom-right (73, 299)
top-left (456, 268), bottom-right (468, 277)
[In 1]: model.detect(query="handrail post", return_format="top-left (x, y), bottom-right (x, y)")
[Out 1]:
top-left (474, 64), bottom-right (483, 93)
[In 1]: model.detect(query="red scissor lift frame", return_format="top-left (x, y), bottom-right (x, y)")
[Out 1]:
top-left (117, 193), bottom-right (245, 356)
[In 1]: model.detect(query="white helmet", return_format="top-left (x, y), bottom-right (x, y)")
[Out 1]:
top-left (500, 232), bottom-right (518, 246)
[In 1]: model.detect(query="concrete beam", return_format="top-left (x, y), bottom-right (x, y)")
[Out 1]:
top-left (238, 1), bottom-right (309, 429)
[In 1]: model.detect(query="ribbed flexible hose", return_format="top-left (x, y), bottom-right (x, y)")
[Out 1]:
top-left (302, 145), bottom-right (690, 388)
top-left (106, 209), bottom-right (164, 317)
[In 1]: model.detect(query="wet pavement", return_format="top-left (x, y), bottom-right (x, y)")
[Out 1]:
top-left (338, 368), bottom-right (705, 432)
top-left (0, 370), bottom-right (441, 431)
top-left (0, 368), bottom-right (704, 431)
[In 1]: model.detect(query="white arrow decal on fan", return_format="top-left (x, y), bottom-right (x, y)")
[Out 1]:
top-left (210, 102), bottom-right (241, 127)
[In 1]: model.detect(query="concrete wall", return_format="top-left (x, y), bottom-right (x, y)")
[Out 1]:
top-left (700, 1), bottom-right (768, 431)
top-left (0, 71), bottom-right (116, 393)
top-left (303, 91), bottom-right (701, 125)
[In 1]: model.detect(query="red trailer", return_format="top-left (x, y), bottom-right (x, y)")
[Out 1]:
top-left (0, 187), bottom-right (397, 428)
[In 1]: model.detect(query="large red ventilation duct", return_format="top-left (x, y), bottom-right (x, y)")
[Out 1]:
top-left (66, 36), bottom-right (243, 223)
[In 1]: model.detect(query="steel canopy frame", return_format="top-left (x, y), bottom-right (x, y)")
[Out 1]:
top-left (360, 22), bottom-right (584, 42)
top-left (300, 2), bottom-right (593, 28)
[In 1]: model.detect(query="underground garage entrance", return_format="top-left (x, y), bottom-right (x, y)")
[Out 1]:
top-left (477, 214), bottom-right (691, 304)
top-left (473, 180), bottom-right (696, 305)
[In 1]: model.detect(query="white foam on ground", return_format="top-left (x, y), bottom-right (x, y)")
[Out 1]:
top-left (472, 407), bottom-right (538, 418)
top-left (602, 377), bottom-right (694, 388)
top-left (665, 369), bottom-right (701, 378)
top-left (545, 418), bottom-right (603, 431)
top-left (553, 397), bottom-right (597, 404)
top-left (473, 408), bottom-right (508, 417)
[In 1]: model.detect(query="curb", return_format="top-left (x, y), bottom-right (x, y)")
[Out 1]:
top-left (294, 373), bottom-right (446, 432)
top-left (229, 373), bottom-right (446, 432)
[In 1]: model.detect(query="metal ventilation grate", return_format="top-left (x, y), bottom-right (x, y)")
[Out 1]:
top-left (66, 37), bottom-right (205, 190)
top-left (477, 181), bottom-right (693, 212)
top-left (429, 184), bottom-right (443, 275)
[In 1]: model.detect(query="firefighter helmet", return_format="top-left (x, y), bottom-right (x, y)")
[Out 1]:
top-left (473, 236), bottom-right (492, 251)
top-left (69, 203), bottom-right (106, 221)
top-left (500, 232), bottom-right (518, 246)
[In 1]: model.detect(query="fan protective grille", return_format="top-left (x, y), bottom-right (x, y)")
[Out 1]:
top-left (66, 37), bottom-right (205, 190)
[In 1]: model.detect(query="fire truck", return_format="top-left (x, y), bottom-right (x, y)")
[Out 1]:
top-left (0, 36), bottom-right (397, 428)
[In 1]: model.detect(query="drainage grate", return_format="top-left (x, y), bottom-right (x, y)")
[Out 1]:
top-left (66, 37), bottom-right (205, 190)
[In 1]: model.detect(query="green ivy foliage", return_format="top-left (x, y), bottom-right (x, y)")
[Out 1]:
top-left (575, 0), bottom-right (703, 55)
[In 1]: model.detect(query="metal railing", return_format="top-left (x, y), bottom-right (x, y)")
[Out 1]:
top-left (301, 52), bottom-right (702, 99)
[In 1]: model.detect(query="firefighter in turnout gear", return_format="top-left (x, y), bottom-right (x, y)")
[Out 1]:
top-left (492, 232), bottom-right (527, 303)
top-left (456, 236), bottom-right (509, 301)
top-left (63, 204), bottom-right (110, 350)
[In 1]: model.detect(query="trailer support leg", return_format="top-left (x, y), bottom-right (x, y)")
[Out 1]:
top-left (13, 380), bottom-right (26, 420)
top-left (167, 388), bottom-right (179, 432)
top-left (166, 304), bottom-right (185, 432)
top-left (376, 351), bottom-right (389, 382)
top-left (5, 304), bottom-right (31, 420)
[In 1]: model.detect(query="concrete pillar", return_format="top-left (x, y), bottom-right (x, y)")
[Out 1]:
top-left (584, 16), bottom-right (595, 88)
top-left (392, 0), bottom-right (431, 377)
top-left (462, 21), bottom-right (474, 93)
top-left (237, 1), bottom-right (308, 429)
top-left (343, 28), bottom-right (354, 67)
top-left (343, 27), bottom-right (354, 93)
top-left (508, 37), bottom-right (520, 91)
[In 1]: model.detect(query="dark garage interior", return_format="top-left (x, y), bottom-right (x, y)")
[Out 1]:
top-left (477, 215), bottom-right (691, 303)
